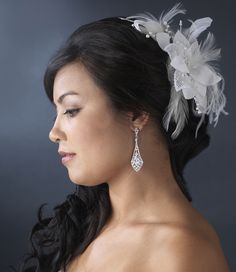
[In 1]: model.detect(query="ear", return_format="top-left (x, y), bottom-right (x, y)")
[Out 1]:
top-left (127, 111), bottom-right (150, 131)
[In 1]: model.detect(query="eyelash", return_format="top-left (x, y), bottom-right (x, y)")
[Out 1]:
top-left (53, 109), bottom-right (80, 121)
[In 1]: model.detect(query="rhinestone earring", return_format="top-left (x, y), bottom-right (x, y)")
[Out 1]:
top-left (131, 128), bottom-right (144, 172)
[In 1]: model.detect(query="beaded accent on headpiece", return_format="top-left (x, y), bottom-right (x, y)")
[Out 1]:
top-left (119, 2), bottom-right (228, 139)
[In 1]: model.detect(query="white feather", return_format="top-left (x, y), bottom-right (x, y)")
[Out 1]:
top-left (163, 86), bottom-right (189, 139)
top-left (124, 2), bottom-right (186, 35)
top-left (194, 76), bottom-right (229, 138)
top-left (125, 12), bottom-right (158, 22)
top-left (206, 77), bottom-right (229, 125)
top-left (159, 2), bottom-right (186, 25)
top-left (125, 12), bottom-right (162, 34)
top-left (200, 32), bottom-right (221, 63)
top-left (163, 66), bottom-right (189, 139)
top-left (187, 17), bottom-right (213, 42)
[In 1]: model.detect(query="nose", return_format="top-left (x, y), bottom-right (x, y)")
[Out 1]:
top-left (49, 124), bottom-right (65, 143)
top-left (49, 128), bottom-right (59, 143)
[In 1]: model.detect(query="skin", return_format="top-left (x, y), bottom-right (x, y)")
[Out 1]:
top-left (49, 62), bottom-right (230, 271)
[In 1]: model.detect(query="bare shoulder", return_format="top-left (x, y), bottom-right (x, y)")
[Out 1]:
top-left (146, 222), bottom-right (231, 272)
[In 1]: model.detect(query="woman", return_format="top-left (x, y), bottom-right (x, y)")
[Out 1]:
top-left (17, 3), bottom-right (230, 272)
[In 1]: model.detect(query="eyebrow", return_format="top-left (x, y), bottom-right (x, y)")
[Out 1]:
top-left (54, 91), bottom-right (80, 105)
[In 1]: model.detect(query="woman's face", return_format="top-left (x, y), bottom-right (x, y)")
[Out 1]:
top-left (49, 62), bottom-right (133, 186)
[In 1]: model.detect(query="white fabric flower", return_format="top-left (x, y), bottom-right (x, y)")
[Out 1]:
top-left (120, 3), bottom-right (228, 139)
top-left (161, 29), bottom-right (222, 113)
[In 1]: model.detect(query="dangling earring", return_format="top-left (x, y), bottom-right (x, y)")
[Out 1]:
top-left (131, 128), bottom-right (144, 172)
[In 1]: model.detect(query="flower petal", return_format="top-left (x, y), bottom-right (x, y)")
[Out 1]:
top-left (164, 43), bottom-right (181, 59)
top-left (194, 81), bottom-right (207, 97)
top-left (155, 32), bottom-right (170, 50)
top-left (174, 71), bottom-right (192, 91)
top-left (182, 87), bottom-right (196, 99)
top-left (171, 56), bottom-right (189, 73)
top-left (173, 30), bottom-right (190, 48)
top-left (191, 65), bottom-right (222, 85)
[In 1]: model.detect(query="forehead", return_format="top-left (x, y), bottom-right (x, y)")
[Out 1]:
top-left (53, 62), bottom-right (100, 105)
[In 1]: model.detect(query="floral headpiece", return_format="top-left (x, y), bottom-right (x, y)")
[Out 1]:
top-left (119, 2), bottom-right (228, 139)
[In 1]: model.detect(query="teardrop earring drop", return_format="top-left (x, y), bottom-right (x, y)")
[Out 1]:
top-left (131, 128), bottom-right (144, 172)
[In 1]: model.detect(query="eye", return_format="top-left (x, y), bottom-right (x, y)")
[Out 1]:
top-left (63, 108), bottom-right (80, 118)
top-left (52, 108), bottom-right (80, 122)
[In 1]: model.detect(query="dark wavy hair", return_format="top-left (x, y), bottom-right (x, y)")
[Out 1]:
top-left (12, 16), bottom-right (210, 272)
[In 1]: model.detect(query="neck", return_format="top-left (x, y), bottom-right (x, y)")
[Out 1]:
top-left (107, 140), bottom-right (189, 227)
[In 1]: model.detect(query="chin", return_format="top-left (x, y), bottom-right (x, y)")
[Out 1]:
top-left (67, 166), bottom-right (108, 186)
top-left (67, 172), bottom-right (94, 186)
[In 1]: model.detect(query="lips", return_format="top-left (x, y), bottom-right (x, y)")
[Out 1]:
top-left (58, 151), bottom-right (76, 157)
top-left (58, 151), bottom-right (76, 165)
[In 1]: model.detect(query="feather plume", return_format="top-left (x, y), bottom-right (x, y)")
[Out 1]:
top-left (200, 32), bottom-right (221, 63)
top-left (123, 12), bottom-right (162, 35)
top-left (122, 2), bottom-right (186, 32)
top-left (124, 12), bottom-right (158, 22)
top-left (163, 86), bottom-right (189, 139)
top-left (125, 11), bottom-right (158, 21)
top-left (194, 113), bottom-right (206, 138)
top-left (206, 77), bottom-right (229, 125)
top-left (159, 2), bottom-right (186, 25)
top-left (163, 67), bottom-right (189, 139)
top-left (187, 17), bottom-right (213, 42)
top-left (194, 76), bottom-right (228, 138)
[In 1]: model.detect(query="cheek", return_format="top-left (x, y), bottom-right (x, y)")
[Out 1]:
top-left (89, 127), bottom-right (133, 181)
top-left (70, 113), bottom-right (133, 183)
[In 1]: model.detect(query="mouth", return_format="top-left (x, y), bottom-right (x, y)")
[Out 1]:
top-left (61, 154), bottom-right (76, 165)
top-left (58, 151), bottom-right (76, 165)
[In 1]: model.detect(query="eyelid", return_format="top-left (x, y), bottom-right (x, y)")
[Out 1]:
top-left (53, 108), bottom-right (80, 121)
top-left (63, 108), bottom-right (80, 116)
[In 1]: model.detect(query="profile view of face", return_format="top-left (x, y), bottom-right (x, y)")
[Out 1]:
top-left (49, 62), bottom-right (133, 186)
